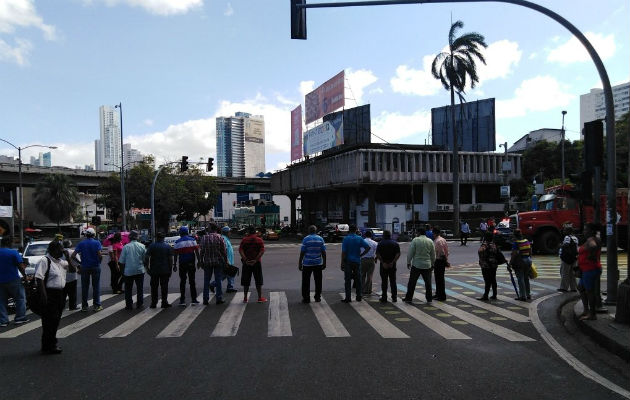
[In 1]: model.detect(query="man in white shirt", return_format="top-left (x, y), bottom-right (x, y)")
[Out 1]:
top-left (558, 226), bottom-right (579, 292)
top-left (360, 230), bottom-right (379, 295)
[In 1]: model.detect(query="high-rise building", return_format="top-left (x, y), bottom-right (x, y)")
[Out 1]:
top-left (216, 112), bottom-right (265, 177)
top-left (42, 152), bottom-right (51, 167)
top-left (123, 143), bottom-right (143, 169)
top-left (96, 105), bottom-right (122, 171)
top-left (580, 81), bottom-right (630, 137)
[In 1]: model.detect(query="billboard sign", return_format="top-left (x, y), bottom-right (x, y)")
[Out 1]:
top-left (303, 112), bottom-right (343, 156)
top-left (245, 117), bottom-right (264, 143)
top-left (305, 70), bottom-right (345, 124)
top-left (290, 105), bottom-right (302, 162)
top-left (431, 98), bottom-right (496, 152)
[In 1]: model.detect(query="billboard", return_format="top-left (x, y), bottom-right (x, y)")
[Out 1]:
top-left (305, 70), bottom-right (345, 124)
top-left (431, 98), bottom-right (496, 152)
top-left (245, 117), bottom-right (264, 143)
top-left (291, 105), bottom-right (302, 162)
top-left (303, 112), bottom-right (343, 156)
top-left (323, 104), bottom-right (371, 146)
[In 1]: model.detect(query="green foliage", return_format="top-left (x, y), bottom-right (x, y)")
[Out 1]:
top-left (521, 140), bottom-right (582, 184)
top-left (615, 112), bottom-right (629, 188)
top-left (32, 173), bottom-right (80, 231)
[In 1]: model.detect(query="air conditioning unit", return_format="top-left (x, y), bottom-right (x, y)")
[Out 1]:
top-left (443, 205), bottom-right (450, 211)
top-left (437, 205), bottom-right (444, 211)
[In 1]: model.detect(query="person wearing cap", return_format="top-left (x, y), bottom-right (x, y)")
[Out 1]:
top-left (174, 226), bottom-right (200, 306)
top-left (118, 231), bottom-right (147, 309)
top-left (209, 226), bottom-right (237, 294)
top-left (0, 236), bottom-right (29, 327)
top-left (144, 232), bottom-right (174, 308)
top-left (71, 227), bottom-right (103, 311)
top-left (199, 224), bottom-right (228, 305)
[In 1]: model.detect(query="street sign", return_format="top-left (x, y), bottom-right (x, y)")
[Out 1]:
top-left (500, 185), bottom-right (510, 198)
top-left (502, 161), bottom-right (512, 173)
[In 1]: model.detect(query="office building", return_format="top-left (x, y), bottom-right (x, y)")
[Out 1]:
top-left (123, 143), bottom-right (143, 169)
top-left (29, 152), bottom-right (52, 167)
top-left (580, 81), bottom-right (630, 137)
top-left (95, 105), bottom-right (122, 171)
top-left (216, 112), bottom-right (265, 178)
top-left (507, 128), bottom-right (563, 153)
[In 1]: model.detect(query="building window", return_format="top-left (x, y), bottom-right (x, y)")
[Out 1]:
top-left (363, 153), bottom-right (369, 172)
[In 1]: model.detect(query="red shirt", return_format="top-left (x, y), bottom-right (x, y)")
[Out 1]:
top-left (578, 243), bottom-right (602, 272)
top-left (240, 234), bottom-right (264, 261)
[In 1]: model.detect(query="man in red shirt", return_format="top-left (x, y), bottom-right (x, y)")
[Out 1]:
top-left (239, 226), bottom-right (266, 303)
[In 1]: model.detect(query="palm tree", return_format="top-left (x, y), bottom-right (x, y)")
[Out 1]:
top-left (431, 20), bottom-right (487, 235)
top-left (33, 173), bottom-right (80, 232)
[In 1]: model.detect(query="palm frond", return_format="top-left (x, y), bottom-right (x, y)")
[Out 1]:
top-left (448, 20), bottom-right (464, 47)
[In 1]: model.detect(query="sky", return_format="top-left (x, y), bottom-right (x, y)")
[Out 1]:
top-left (0, 0), bottom-right (628, 173)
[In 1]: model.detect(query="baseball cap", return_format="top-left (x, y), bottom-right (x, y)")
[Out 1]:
top-left (55, 233), bottom-right (64, 241)
top-left (221, 226), bottom-right (231, 233)
top-left (85, 227), bottom-right (96, 236)
top-left (179, 226), bottom-right (189, 235)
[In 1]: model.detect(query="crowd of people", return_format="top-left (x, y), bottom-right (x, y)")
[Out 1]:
top-left (0, 219), bottom-right (604, 355)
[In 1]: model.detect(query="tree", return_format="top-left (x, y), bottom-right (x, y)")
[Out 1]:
top-left (432, 20), bottom-right (487, 234)
top-left (32, 173), bottom-right (80, 232)
top-left (615, 112), bottom-right (629, 188)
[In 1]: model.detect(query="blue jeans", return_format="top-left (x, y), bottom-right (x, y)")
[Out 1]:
top-left (203, 264), bottom-right (223, 302)
top-left (210, 274), bottom-right (235, 290)
top-left (514, 257), bottom-right (531, 299)
top-left (344, 261), bottom-right (362, 300)
top-left (81, 268), bottom-right (101, 307)
top-left (0, 278), bottom-right (27, 324)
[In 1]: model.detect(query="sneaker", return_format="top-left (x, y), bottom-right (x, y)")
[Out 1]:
top-left (402, 298), bottom-right (412, 304)
top-left (0, 322), bottom-right (8, 327)
top-left (150, 304), bottom-right (157, 309)
top-left (257, 297), bottom-right (268, 303)
top-left (202, 300), bottom-right (209, 305)
top-left (226, 288), bottom-right (238, 293)
top-left (191, 299), bottom-right (200, 306)
top-left (161, 303), bottom-right (172, 309)
top-left (14, 318), bottom-right (30, 325)
top-left (81, 306), bottom-right (89, 312)
top-left (379, 298), bottom-right (387, 303)
top-left (216, 299), bottom-right (225, 305)
top-left (356, 296), bottom-right (362, 302)
top-left (243, 297), bottom-right (248, 303)
top-left (477, 297), bottom-right (489, 301)
top-left (341, 298), bottom-right (351, 303)
top-left (301, 299), bottom-right (310, 304)
top-left (391, 297), bottom-right (398, 303)
top-left (489, 296), bottom-right (497, 300)
top-left (93, 305), bottom-right (103, 312)
top-left (314, 297), bottom-right (321, 303)
top-left (179, 302), bottom-right (187, 307)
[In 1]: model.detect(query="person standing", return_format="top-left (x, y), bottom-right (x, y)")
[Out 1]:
top-left (239, 226), bottom-right (266, 303)
top-left (479, 220), bottom-right (488, 238)
top-left (298, 225), bottom-right (326, 303)
top-left (511, 229), bottom-right (532, 301)
top-left (360, 230), bottom-right (378, 296)
top-left (0, 236), bottom-right (29, 327)
top-left (432, 227), bottom-right (449, 301)
top-left (61, 239), bottom-right (78, 310)
top-left (403, 227), bottom-right (435, 303)
top-left (477, 232), bottom-right (506, 300)
top-left (200, 224), bottom-right (228, 305)
top-left (577, 223), bottom-right (602, 320)
top-left (460, 221), bottom-right (470, 246)
top-left (340, 225), bottom-right (370, 303)
top-left (71, 227), bottom-right (103, 311)
top-left (107, 232), bottom-right (124, 294)
top-left (376, 230), bottom-right (400, 303)
top-left (425, 224), bottom-right (434, 240)
top-left (558, 226), bottom-right (579, 292)
top-left (35, 241), bottom-right (72, 354)
top-left (144, 232), bottom-right (174, 308)
top-left (210, 226), bottom-right (237, 293)
top-left (174, 226), bottom-right (200, 306)
top-left (118, 231), bottom-right (146, 310)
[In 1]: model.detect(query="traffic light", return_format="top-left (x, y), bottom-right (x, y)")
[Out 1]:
top-left (181, 156), bottom-right (189, 172)
top-left (207, 157), bottom-right (214, 172)
top-left (290, 0), bottom-right (307, 40)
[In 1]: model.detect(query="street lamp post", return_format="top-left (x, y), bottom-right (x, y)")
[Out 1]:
top-left (561, 110), bottom-right (567, 187)
top-left (0, 139), bottom-right (57, 248)
top-left (114, 103), bottom-right (126, 231)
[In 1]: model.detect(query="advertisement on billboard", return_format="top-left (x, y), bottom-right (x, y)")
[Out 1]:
top-left (431, 98), bottom-right (496, 152)
top-left (303, 112), bottom-right (343, 156)
top-left (305, 70), bottom-right (345, 124)
top-left (245, 117), bottom-right (264, 143)
top-left (291, 105), bottom-right (302, 162)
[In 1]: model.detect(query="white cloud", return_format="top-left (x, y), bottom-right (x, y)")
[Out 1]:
top-left (477, 40), bottom-right (521, 82)
top-left (371, 110), bottom-right (432, 143)
top-left (0, 0), bottom-right (56, 39)
top-left (345, 68), bottom-right (378, 105)
top-left (224, 2), bottom-right (233, 16)
top-left (0, 37), bottom-right (32, 65)
top-left (298, 80), bottom-right (314, 98)
top-left (143, 119), bottom-right (154, 126)
top-left (96, 0), bottom-right (203, 16)
top-left (369, 87), bottom-right (383, 95)
top-left (547, 32), bottom-right (616, 64)
top-left (390, 55), bottom-right (442, 96)
top-left (496, 75), bottom-right (574, 119)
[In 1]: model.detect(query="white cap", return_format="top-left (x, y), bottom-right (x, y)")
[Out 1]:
top-left (85, 227), bottom-right (96, 236)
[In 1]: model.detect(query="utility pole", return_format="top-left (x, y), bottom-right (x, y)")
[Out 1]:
top-left (561, 110), bottom-right (567, 186)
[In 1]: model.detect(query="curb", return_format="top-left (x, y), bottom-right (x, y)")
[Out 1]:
top-left (573, 301), bottom-right (630, 362)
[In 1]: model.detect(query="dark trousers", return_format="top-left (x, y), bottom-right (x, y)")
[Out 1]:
top-left (41, 288), bottom-right (64, 351)
top-left (404, 267), bottom-right (433, 302)
top-left (481, 267), bottom-right (498, 298)
top-left (108, 261), bottom-right (123, 292)
top-left (460, 232), bottom-right (469, 245)
top-left (63, 280), bottom-right (77, 310)
top-left (344, 261), bottom-right (362, 300)
top-left (379, 264), bottom-right (397, 300)
top-left (179, 261), bottom-right (197, 301)
top-left (150, 274), bottom-right (170, 306)
top-left (124, 273), bottom-right (145, 308)
top-left (301, 266), bottom-right (323, 301)
top-left (433, 258), bottom-right (447, 300)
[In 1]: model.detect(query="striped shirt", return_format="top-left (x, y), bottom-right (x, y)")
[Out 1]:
top-left (513, 239), bottom-right (531, 257)
top-left (300, 234), bottom-right (326, 266)
top-left (200, 233), bottom-right (227, 266)
top-left (174, 235), bottom-right (199, 264)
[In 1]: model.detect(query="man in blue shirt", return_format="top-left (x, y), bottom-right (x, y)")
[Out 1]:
top-left (118, 231), bottom-right (146, 310)
top-left (71, 228), bottom-right (103, 311)
top-left (0, 236), bottom-right (29, 327)
top-left (340, 225), bottom-right (370, 302)
top-left (298, 225), bottom-right (326, 303)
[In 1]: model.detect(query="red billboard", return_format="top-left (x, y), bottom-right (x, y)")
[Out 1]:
top-left (304, 70), bottom-right (345, 124)
top-left (290, 105), bottom-right (302, 162)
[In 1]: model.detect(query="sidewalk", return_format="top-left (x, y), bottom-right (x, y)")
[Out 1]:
top-left (572, 300), bottom-right (630, 362)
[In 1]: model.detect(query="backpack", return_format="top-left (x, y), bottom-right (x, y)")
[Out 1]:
top-left (560, 237), bottom-right (578, 264)
top-left (25, 257), bottom-right (50, 316)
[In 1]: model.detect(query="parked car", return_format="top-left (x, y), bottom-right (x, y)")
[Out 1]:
top-left (263, 229), bottom-right (279, 241)
top-left (441, 229), bottom-right (454, 239)
top-left (22, 240), bottom-right (51, 276)
top-left (317, 223), bottom-right (350, 242)
top-left (360, 227), bottom-right (384, 241)
top-left (493, 220), bottom-right (514, 250)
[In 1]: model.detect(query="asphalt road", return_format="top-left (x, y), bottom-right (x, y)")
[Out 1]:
top-left (1, 239), bottom-right (628, 400)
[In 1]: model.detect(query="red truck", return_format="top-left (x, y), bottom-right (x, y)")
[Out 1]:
top-left (514, 185), bottom-right (628, 254)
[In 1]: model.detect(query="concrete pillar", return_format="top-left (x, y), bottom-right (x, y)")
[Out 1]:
top-left (342, 190), bottom-right (350, 223)
top-left (368, 187), bottom-right (376, 227)
top-left (289, 194), bottom-right (297, 228)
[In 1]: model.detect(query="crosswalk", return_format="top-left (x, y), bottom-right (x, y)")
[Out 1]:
top-left (0, 283), bottom-right (540, 343)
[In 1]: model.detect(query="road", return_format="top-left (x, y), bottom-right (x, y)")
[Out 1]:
top-left (1, 239), bottom-right (628, 400)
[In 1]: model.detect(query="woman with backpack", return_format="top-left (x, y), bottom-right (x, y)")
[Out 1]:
top-left (558, 226), bottom-right (578, 292)
top-left (477, 232), bottom-right (507, 300)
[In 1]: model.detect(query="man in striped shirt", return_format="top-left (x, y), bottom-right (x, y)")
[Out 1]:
top-left (174, 226), bottom-right (200, 306)
top-left (298, 225), bottom-right (326, 303)
top-left (199, 224), bottom-right (228, 305)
